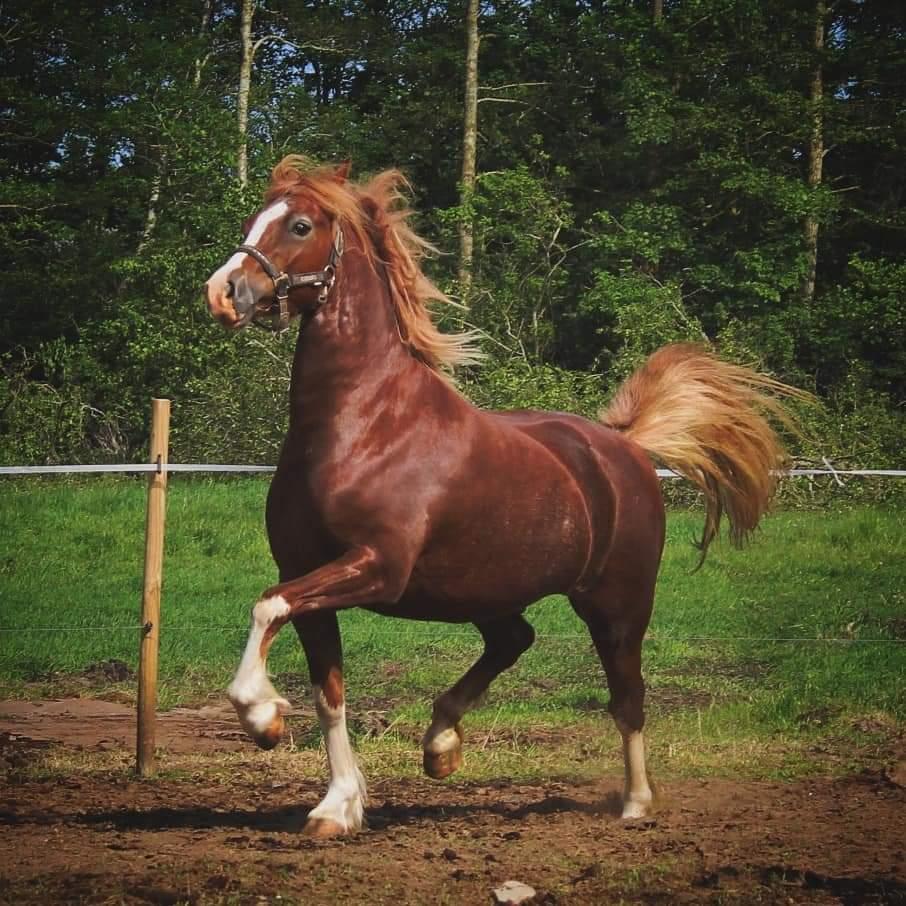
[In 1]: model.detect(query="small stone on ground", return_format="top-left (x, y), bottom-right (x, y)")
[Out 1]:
top-left (492, 880), bottom-right (536, 904)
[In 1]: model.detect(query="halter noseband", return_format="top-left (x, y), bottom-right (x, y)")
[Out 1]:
top-left (234, 228), bottom-right (345, 330)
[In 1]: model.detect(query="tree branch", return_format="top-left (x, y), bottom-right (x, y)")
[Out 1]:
top-left (251, 33), bottom-right (345, 59)
top-left (479, 82), bottom-right (549, 92)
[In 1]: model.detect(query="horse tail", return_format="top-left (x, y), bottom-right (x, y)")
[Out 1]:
top-left (600, 343), bottom-right (807, 564)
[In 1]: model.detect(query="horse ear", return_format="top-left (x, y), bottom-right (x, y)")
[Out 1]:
top-left (333, 160), bottom-right (352, 183)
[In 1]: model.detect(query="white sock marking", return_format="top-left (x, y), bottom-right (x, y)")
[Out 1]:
top-left (620, 728), bottom-right (653, 819)
top-left (307, 685), bottom-right (367, 832)
top-left (228, 595), bottom-right (291, 737)
top-left (423, 722), bottom-right (460, 756)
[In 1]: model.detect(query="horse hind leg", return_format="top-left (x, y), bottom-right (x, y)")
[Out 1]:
top-left (423, 612), bottom-right (535, 779)
top-left (571, 582), bottom-right (655, 819)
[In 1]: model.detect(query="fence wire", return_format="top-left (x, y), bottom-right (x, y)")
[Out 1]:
top-left (0, 624), bottom-right (902, 644)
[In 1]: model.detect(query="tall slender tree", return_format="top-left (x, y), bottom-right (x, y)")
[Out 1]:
top-left (458, 0), bottom-right (480, 296)
top-left (801, 0), bottom-right (826, 303)
top-left (237, 0), bottom-right (255, 187)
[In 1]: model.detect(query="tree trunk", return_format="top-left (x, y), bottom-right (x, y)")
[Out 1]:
top-left (193, 0), bottom-right (214, 89)
top-left (237, 0), bottom-right (254, 188)
top-left (136, 151), bottom-right (167, 254)
top-left (652, 0), bottom-right (663, 23)
top-left (801, 0), bottom-right (825, 303)
top-left (458, 0), bottom-right (479, 297)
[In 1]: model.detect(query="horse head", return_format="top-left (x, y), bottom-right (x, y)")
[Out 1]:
top-left (205, 155), bottom-right (480, 372)
top-left (204, 161), bottom-right (350, 330)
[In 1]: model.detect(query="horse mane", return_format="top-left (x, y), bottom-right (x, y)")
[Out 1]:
top-left (266, 155), bottom-right (483, 373)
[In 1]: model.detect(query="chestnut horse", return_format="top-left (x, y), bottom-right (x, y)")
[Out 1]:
top-left (205, 157), bottom-right (795, 837)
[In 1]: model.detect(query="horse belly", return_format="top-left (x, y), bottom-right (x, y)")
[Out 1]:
top-left (387, 483), bottom-right (592, 623)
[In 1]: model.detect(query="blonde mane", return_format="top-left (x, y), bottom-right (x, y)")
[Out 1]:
top-left (266, 155), bottom-right (482, 373)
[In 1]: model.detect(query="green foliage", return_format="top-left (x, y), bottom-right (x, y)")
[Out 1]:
top-left (438, 163), bottom-right (575, 363)
top-left (782, 367), bottom-right (906, 505)
top-left (461, 359), bottom-right (605, 417)
top-left (579, 198), bottom-right (706, 377)
top-left (0, 361), bottom-right (93, 466)
top-left (803, 256), bottom-right (906, 391)
top-left (171, 330), bottom-right (294, 464)
top-left (0, 350), bottom-right (129, 466)
top-left (580, 271), bottom-right (705, 380)
top-left (0, 0), bottom-right (903, 473)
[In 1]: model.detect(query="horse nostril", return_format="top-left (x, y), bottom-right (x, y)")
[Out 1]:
top-left (225, 279), bottom-right (236, 299)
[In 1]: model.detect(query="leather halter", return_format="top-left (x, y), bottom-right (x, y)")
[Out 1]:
top-left (234, 229), bottom-right (344, 331)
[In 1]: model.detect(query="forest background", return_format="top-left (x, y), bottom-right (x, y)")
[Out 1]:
top-left (1, 0), bottom-right (903, 491)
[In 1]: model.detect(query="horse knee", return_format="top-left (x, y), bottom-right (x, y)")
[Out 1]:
top-left (252, 594), bottom-right (290, 627)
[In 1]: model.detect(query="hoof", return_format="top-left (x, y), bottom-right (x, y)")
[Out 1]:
top-left (621, 794), bottom-right (653, 820)
top-left (423, 745), bottom-right (463, 779)
top-left (302, 817), bottom-right (349, 838)
top-left (423, 724), bottom-right (464, 780)
top-left (253, 714), bottom-right (285, 751)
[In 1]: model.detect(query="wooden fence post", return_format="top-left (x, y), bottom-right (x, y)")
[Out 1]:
top-left (136, 398), bottom-right (170, 776)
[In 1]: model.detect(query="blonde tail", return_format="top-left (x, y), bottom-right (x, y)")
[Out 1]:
top-left (601, 344), bottom-right (808, 562)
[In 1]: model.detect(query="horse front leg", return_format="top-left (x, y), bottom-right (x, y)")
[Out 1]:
top-left (228, 545), bottom-right (406, 833)
top-left (293, 611), bottom-right (366, 837)
top-left (227, 595), bottom-right (292, 749)
top-left (228, 545), bottom-right (401, 745)
top-left (423, 613), bottom-right (535, 779)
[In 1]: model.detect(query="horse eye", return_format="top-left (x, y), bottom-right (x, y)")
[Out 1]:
top-left (292, 220), bottom-right (312, 238)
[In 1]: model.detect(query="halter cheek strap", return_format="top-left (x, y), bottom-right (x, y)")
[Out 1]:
top-left (235, 229), bottom-right (345, 331)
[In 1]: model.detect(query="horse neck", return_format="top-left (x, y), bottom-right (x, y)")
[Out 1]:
top-left (287, 246), bottom-right (424, 432)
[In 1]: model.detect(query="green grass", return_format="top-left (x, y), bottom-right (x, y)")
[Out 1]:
top-left (1, 477), bottom-right (904, 779)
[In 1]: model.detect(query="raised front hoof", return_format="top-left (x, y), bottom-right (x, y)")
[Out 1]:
top-left (302, 817), bottom-right (352, 839)
top-left (423, 745), bottom-right (462, 779)
top-left (251, 714), bottom-right (285, 751)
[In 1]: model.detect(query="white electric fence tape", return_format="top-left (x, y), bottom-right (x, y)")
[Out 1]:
top-left (1, 464), bottom-right (904, 477)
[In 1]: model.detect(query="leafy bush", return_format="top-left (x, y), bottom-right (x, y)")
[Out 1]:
top-left (170, 330), bottom-right (294, 465)
top-left (0, 354), bottom-right (127, 466)
top-left (462, 358), bottom-right (607, 417)
top-left (579, 270), bottom-right (706, 380)
top-left (777, 366), bottom-right (906, 507)
top-left (436, 165), bottom-right (576, 363)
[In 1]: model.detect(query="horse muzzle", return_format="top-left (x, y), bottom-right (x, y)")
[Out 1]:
top-left (205, 272), bottom-right (260, 329)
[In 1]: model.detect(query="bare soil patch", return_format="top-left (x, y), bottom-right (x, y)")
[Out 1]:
top-left (0, 698), bottom-right (252, 754)
top-left (1, 699), bottom-right (904, 905)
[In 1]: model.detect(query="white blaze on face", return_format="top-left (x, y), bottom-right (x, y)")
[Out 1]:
top-left (207, 200), bottom-right (289, 290)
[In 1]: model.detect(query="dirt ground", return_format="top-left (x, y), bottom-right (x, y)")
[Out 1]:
top-left (1, 699), bottom-right (905, 905)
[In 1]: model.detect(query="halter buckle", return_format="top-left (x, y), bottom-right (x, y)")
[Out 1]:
top-left (317, 264), bottom-right (337, 304)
